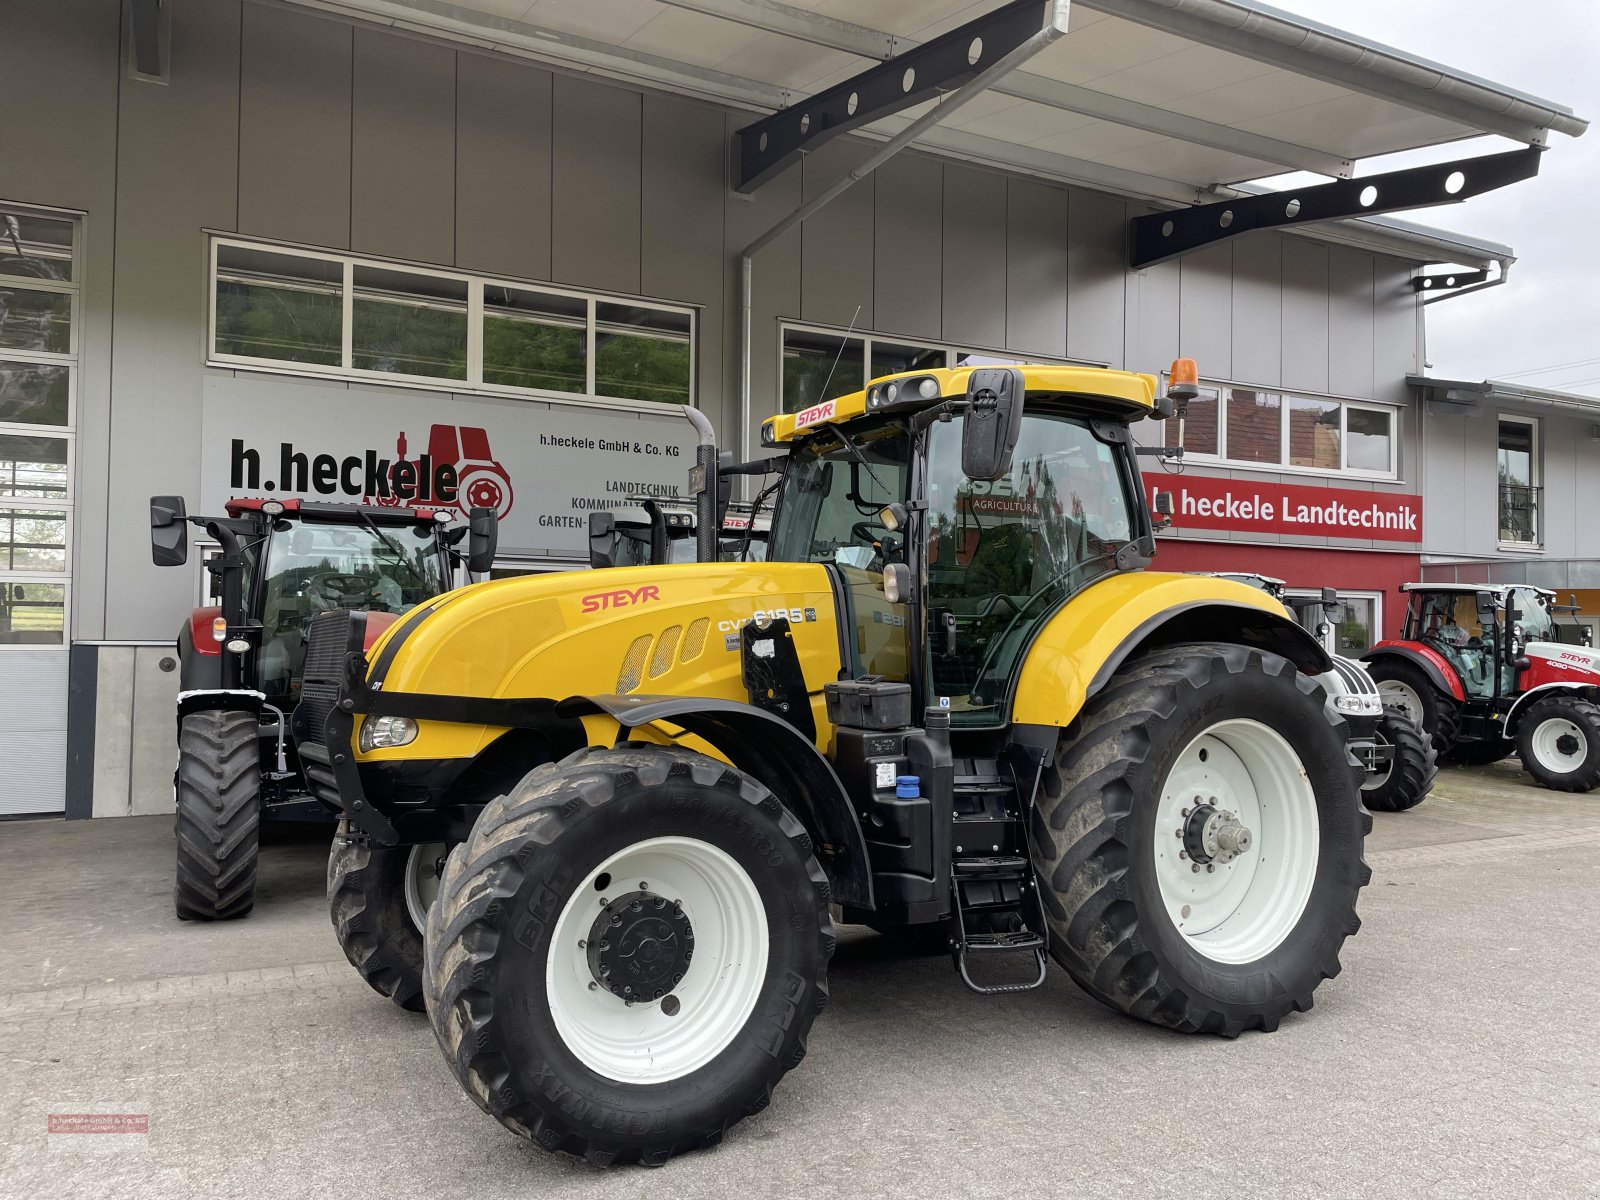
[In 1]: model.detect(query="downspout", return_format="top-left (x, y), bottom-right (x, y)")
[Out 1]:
top-left (736, 0), bottom-right (1074, 460)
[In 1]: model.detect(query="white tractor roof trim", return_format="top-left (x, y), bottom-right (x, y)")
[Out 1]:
top-left (286, 0), bottom-right (1586, 265)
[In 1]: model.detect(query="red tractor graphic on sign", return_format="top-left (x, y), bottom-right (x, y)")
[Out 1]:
top-left (428, 424), bottom-right (514, 519)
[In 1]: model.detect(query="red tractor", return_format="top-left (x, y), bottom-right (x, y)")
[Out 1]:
top-left (150, 496), bottom-right (497, 920)
top-left (1363, 584), bottom-right (1600, 791)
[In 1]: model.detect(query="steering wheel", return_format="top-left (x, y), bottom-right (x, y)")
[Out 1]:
top-left (308, 571), bottom-right (382, 610)
top-left (977, 593), bottom-right (1023, 619)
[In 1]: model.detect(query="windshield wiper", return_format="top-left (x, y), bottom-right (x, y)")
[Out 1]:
top-left (818, 423), bottom-right (897, 509)
top-left (356, 511), bottom-right (428, 591)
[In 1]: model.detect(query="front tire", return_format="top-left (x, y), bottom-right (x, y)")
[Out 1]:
top-left (174, 710), bottom-right (261, 921)
top-left (328, 821), bottom-right (449, 1011)
top-left (1033, 643), bottom-right (1369, 1036)
top-left (423, 745), bottom-right (834, 1165)
top-left (1361, 708), bottom-right (1437, 812)
top-left (1516, 697), bottom-right (1600, 792)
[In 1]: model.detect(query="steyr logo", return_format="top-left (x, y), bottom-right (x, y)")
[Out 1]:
top-left (581, 585), bottom-right (661, 613)
top-left (228, 423), bottom-right (516, 518)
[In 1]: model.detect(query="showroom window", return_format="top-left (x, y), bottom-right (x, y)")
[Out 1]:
top-left (210, 238), bottom-right (696, 410)
top-left (0, 203), bottom-right (77, 646)
top-left (1497, 416), bottom-right (1539, 547)
top-left (780, 323), bottom-right (1094, 414)
top-left (1179, 379), bottom-right (1397, 478)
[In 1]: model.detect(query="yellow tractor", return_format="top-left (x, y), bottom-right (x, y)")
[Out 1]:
top-left (295, 362), bottom-right (1369, 1165)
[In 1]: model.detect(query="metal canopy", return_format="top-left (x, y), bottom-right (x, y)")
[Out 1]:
top-left (288, 0), bottom-right (1587, 263)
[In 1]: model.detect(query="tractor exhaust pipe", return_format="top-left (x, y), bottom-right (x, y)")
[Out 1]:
top-left (683, 406), bottom-right (717, 564)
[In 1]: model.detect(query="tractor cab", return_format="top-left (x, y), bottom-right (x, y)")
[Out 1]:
top-left (587, 496), bottom-right (772, 569)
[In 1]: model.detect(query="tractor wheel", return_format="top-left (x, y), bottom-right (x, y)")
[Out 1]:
top-left (1515, 697), bottom-right (1600, 792)
top-left (1033, 643), bottom-right (1369, 1036)
top-left (174, 710), bottom-right (261, 921)
top-left (423, 745), bottom-right (834, 1166)
top-left (1367, 658), bottom-right (1460, 754)
top-left (1361, 708), bottom-right (1437, 813)
top-left (1443, 738), bottom-right (1516, 767)
top-left (328, 820), bottom-right (449, 1012)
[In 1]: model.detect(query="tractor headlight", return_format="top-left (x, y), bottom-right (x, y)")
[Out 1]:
top-left (360, 715), bottom-right (418, 751)
top-left (1333, 694), bottom-right (1382, 717)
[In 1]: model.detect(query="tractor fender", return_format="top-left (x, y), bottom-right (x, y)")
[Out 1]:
top-left (176, 687), bottom-right (265, 723)
top-left (177, 617), bottom-right (224, 693)
top-left (1504, 682), bottom-right (1600, 732)
top-left (558, 693), bottom-right (873, 911)
top-left (1012, 573), bottom-right (1332, 728)
top-left (1362, 642), bottom-right (1465, 702)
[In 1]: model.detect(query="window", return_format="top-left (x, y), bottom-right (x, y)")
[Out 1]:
top-left (1497, 416), bottom-right (1539, 546)
top-left (1178, 378), bottom-right (1396, 477)
top-left (779, 323), bottom-right (1096, 414)
top-left (0, 201), bottom-right (77, 646)
top-left (209, 238), bottom-right (697, 410)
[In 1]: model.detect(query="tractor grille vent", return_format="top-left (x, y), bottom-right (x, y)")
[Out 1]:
top-left (682, 618), bottom-right (709, 662)
top-left (617, 635), bottom-right (653, 693)
top-left (297, 610), bottom-right (354, 746)
top-left (1329, 655), bottom-right (1378, 695)
top-left (650, 625), bottom-right (683, 679)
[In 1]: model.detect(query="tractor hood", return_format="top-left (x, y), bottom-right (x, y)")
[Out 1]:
top-left (358, 561), bottom-right (845, 761)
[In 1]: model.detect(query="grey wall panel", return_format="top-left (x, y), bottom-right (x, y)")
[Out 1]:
top-left (552, 74), bottom-right (641, 295)
top-left (105, 0), bottom-right (242, 641)
top-left (1231, 235), bottom-right (1282, 388)
top-left (1066, 190), bottom-right (1125, 367)
top-left (238, 4), bottom-right (352, 249)
top-left (1004, 179), bottom-right (1068, 359)
top-left (872, 152), bottom-right (943, 341)
top-left (800, 139), bottom-right (876, 331)
top-left (642, 95), bottom-right (726, 430)
top-left (1281, 240), bottom-right (1329, 396)
top-left (1178, 244), bottom-right (1232, 380)
top-left (455, 55), bottom-right (552, 282)
top-left (351, 30), bottom-right (455, 265)
top-left (1460, 412), bottom-right (1500, 557)
top-left (1576, 438), bottom-right (1600, 559)
top-left (1538, 414), bottom-right (1579, 559)
top-left (129, 646), bottom-right (179, 815)
top-left (941, 165), bottom-right (1006, 350)
top-left (1327, 247), bottom-right (1375, 400)
top-left (723, 111), bottom-right (801, 456)
top-left (1128, 259), bottom-right (1179, 381)
top-left (1372, 259), bottom-right (1418, 407)
top-left (0, 0), bottom-right (121, 641)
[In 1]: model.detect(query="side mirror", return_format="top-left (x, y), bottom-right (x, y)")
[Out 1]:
top-left (1476, 592), bottom-right (1498, 621)
top-left (1321, 585), bottom-right (1341, 622)
top-left (588, 512), bottom-right (619, 570)
top-left (961, 368), bottom-right (1025, 482)
top-left (1154, 491), bottom-right (1173, 517)
top-left (150, 495), bottom-right (189, 566)
top-left (466, 506), bottom-right (497, 574)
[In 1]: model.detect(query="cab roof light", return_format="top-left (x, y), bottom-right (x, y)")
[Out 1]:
top-left (1167, 358), bottom-right (1200, 401)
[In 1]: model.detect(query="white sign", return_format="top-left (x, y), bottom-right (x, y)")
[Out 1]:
top-left (201, 377), bottom-right (698, 558)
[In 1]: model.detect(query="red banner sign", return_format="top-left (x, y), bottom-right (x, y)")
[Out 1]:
top-left (1142, 473), bottom-right (1422, 543)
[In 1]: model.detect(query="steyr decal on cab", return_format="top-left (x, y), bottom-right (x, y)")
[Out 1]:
top-left (794, 400), bottom-right (836, 429)
top-left (581, 585), bottom-right (661, 613)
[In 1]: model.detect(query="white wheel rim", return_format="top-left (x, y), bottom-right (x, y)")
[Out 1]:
top-left (1154, 719), bottom-right (1320, 965)
top-left (1530, 716), bottom-right (1587, 772)
top-left (404, 842), bottom-right (448, 931)
top-left (1377, 680), bottom-right (1424, 727)
top-left (546, 836), bottom-right (769, 1085)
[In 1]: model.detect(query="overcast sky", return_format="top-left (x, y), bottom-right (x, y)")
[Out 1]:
top-left (1259, 0), bottom-right (1600, 394)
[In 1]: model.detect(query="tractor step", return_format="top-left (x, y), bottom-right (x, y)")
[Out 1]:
top-left (952, 854), bottom-right (1029, 878)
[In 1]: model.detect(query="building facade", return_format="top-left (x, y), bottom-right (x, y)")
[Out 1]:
top-left (0, 0), bottom-right (1581, 817)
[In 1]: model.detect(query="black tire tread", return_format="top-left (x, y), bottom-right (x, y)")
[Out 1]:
top-left (1362, 709), bottom-right (1438, 812)
top-left (423, 744), bottom-right (834, 1166)
top-left (1033, 642), bottom-right (1369, 1038)
top-left (1367, 658), bottom-right (1460, 755)
top-left (328, 821), bottom-right (427, 1012)
top-left (174, 710), bottom-right (260, 921)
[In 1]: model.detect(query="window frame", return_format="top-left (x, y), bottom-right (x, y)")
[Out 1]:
top-left (1284, 587), bottom-right (1383, 655)
top-left (1175, 376), bottom-right (1399, 480)
top-left (1496, 413), bottom-right (1541, 549)
top-left (0, 199), bottom-right (79, 651)
top-left (207, 235), bottom-right (698, 415)
top-left (778, 320), bottom-right (1104, 415)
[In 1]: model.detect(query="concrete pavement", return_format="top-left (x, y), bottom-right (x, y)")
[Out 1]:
top-left (1, 761), bottom-right (1596, 1199)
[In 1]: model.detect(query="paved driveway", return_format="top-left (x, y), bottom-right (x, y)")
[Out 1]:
top-left (2, 761), bottom-right (1596, 1199)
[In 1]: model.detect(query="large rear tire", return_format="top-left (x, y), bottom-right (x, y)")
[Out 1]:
top-left (174, 710), bottom-right (261, 922)
top-left (1515, 697), bottom-right (1600, 792)
top-left (1367, 658), bottom-right (1460, 755)
top-left (423, 745), bottom-right (834, 1165)
top-left (1032, 643), bottom-right (1369, 1036)
top-left (328, 821), bottom-right (448, 1012)
top-left (1361, 708), bottom-right (1437, 812)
